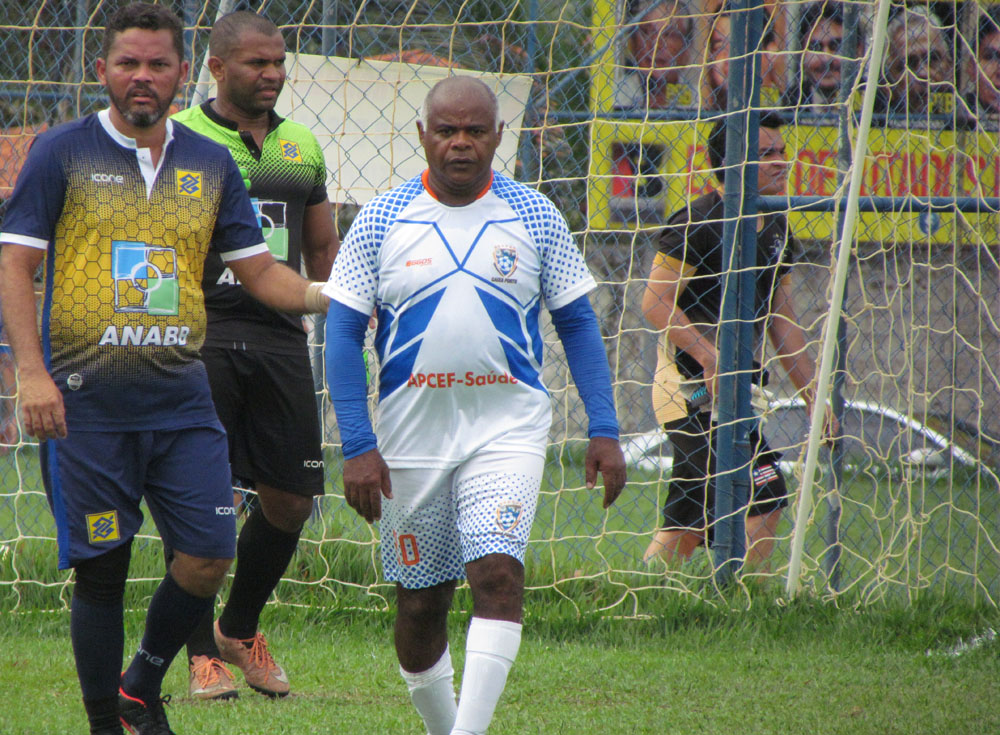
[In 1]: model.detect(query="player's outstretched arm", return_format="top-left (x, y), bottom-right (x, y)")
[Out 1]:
top-left (0, 244), bottom-right (66, 440)
top-left (325, 299), bottom-right (389, 522)
top-left (228, 251), bottom-right (328, 314)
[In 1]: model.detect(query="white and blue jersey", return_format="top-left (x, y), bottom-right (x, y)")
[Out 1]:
top-left (324, 171), bottom-right (597, 468)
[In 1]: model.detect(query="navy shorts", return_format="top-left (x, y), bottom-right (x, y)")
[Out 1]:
top-left (41, 423), bottom-right (237, 569)
top-left (202, 346), bottom-right (325, 496)
top-left (662, 410), bottom-right (788, 531)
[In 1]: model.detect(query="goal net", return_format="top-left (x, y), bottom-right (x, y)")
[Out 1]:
top-left (1, 0), bottom-right (998, 614)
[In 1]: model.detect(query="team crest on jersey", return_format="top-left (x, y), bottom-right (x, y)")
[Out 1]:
top-left (279, 139), bottom-right (302, 162)
top-left (493, 245), bottom-right (518, 281)
top-left (495, 502), bottom-right (524, 533)
top-left (86, 511), bottom-right (120, 544)
top-left (112, 241), bottom-right (179, 315)
top-left (176, 169), bottom-right (202, 198)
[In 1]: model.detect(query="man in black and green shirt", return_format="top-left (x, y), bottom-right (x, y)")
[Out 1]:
top-left (170, 10), bottom-right (338, 700)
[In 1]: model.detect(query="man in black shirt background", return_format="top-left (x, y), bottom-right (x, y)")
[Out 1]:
top-left (641, 111), bottom-right (833, 567)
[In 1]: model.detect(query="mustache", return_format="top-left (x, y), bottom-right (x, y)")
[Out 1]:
top-left (127, 84), bottom-right (158, 99)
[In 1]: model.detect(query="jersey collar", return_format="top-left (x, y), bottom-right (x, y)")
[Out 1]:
top-left (97, 108), bottom-right (174, 199)
top-left (200, 100), bottom-right (284, 133)
top-left (421, 169), bottom-right (494, 205)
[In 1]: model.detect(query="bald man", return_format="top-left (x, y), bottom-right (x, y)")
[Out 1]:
top-left (324, 76), bottom-right (626, 735)
top-left (169, 11), bottom-right (338, 700)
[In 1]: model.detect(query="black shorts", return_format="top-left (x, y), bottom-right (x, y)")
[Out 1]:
top-left (661, 409), bottom-right (787, 530)
top-left (202, 345), bottom-right (325, 496)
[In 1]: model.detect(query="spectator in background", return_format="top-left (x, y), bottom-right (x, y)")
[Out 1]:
top-left (785, 1), bottom-right (865, 118)
top-left (616, 0), bottom-right (696, 110)
top-left (965, 7), bottom-right (1000, 119)
top-left (702, 8), bottom-right (786, 111)
top-left (641, 111), bottom-right (835, 568)
top-left (877, 5), bottom-right (953, 118)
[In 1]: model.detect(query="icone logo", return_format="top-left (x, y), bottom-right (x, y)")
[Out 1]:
top-left (215, 506), bottom-right (237, 516)
top-left (92, 172), bottom-right (125, 184)
top-left (303, 459), bottom-right (324, 468)
top-left (407, 371), bottom-right (518, 388)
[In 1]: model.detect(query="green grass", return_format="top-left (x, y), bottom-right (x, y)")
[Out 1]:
top-left (1, 595), bottom-right (998, 734)
top-left (4, 446), bottom-right (1000, 613)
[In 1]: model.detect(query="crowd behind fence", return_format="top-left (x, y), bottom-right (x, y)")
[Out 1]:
top-left (1, 0), bottom-right (998, 612)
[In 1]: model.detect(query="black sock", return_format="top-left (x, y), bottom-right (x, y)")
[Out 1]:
top-left (218, 506), bottom-right (300, 640)
top-left (72, 595), bottom-right (125, 702)
top-left (186, 602), bottom-right (221, 662)
top-left (121, 573), bottom-right (213, 703)
top-left (72, 543), bottom-right (130, 720)
top-left (82, 695), bottom-right (121, 734)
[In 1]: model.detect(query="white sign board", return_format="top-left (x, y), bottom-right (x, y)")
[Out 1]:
top-left (231, 54), bottom-right (533, 205)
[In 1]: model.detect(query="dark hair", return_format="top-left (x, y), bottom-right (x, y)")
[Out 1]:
top-left (707, 110), bottom-right (785, 183)
top-left (210, 11), bottom-right (281, 59)
top-left (627, 0), bottom-right (693, 42)
top-left (799, 1), bottom-right (846, 44)
top-left (980, 6), bottom-right (1000, 45)
top-left (102, 3), bottom-right (184, 61)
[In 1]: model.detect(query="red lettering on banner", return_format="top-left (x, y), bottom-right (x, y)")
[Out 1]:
top-left (792, 149), bottom-right (838, 197)
top-left (930, 153), bottom-right (950, 197)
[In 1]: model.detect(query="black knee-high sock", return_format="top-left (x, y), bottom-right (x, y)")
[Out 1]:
top-left (72, 541), bottom-right (131, 734)
top-left (218, 507), bottom-right (300, 640)
top-left (73, 595), bottom-right (124, 733)
top-left (164, 543), bottom-right (221, 662)
top-left (121, 573), bottom-right (213, 703)
top-left (185, 602), bottom-right (221, 661)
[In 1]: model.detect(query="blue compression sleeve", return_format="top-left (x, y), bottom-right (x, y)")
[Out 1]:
top-left (549, 295), bottom-right (620, 439)
top-left (325, 301), bottom-right (378, 458)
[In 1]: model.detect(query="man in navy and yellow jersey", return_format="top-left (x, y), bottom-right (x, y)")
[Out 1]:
top-left (168, 11), bottom-right (338, 701)
top-left (0, 5), bottom-right (329, 734)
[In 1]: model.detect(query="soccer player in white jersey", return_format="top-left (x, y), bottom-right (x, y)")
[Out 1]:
top-left (324, 76), bottom-right (627, 735)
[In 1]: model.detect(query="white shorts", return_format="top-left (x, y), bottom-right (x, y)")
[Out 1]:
top-left (380, 451), bottom-right (544, 589)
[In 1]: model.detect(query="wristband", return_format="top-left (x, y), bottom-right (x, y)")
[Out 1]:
top-left (305, 282), bottom-right (328, 313)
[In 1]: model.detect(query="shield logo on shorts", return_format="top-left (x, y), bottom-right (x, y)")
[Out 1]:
top-left (493, 246), bottom-right (518, 278)
top-left (496, 502), bottom-right (523, 533)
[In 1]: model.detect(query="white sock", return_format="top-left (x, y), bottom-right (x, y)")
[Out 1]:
top-left (451, 617), bottom-right (522, 735)
top-left (400, 645), bottom-right (458, 735)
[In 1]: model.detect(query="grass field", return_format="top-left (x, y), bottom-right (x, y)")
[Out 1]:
top-left (4, 444), bottom-right (1000, 613)
top-left (1, 595), bottom-right (998, 734)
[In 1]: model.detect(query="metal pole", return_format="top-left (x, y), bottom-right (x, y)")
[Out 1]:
top-left (191, 0), bottom-right (236, 106)
top-left (516, 0), bottom-right (542, 184)
top-left (787, 0), bottom-right (894, 598)
top-left (824, 0), bottom-right (863, 592)
top-left (322, 0), bottom-right (341, 57)
top-left (713, 0), bottom-right (763, 582)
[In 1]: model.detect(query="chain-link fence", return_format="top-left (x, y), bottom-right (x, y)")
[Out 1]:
top-left (1, 0), bottom-right (998, 612)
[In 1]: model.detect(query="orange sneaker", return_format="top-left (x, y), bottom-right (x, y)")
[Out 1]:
top-left (188, 655), bottom-right (238, 701)
top-left (213, 621), bottom-right (290, 697)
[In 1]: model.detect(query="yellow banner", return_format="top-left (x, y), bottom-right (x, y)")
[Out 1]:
top-left (587, 120), bottom-right (1000, 244)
